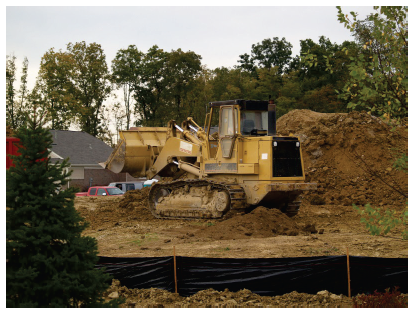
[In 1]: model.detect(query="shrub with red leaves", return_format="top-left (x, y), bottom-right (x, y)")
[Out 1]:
top-left (352, 287), bottom-right (408, 308)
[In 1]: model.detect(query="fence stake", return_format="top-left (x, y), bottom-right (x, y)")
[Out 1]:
top-left (173, 246), bottom-right (178, 294)
top-left (347, 247), bottom-right (351, 298)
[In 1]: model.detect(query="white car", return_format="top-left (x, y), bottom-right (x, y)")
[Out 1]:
top-left (108, 181), bottom-right (145, 192)
top-left (143, 179), bottom-right (158, 187)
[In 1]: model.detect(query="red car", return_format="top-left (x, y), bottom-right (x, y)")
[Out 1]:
top-left (75, 186), bottom-right (125, 197)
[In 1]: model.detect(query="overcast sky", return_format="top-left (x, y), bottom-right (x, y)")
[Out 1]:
top-left (6, 3), bottom-right (378, 90)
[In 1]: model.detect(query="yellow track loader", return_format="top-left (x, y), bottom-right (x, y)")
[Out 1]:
top-left (104, 99), bottom-right (317, 219)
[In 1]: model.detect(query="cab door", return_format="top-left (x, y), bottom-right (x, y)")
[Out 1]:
top-left (219, 106), bottom-right (238, 158)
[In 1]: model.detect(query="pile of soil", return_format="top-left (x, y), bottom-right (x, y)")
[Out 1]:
top-left (76, 188), bottom-right (155, 230)
top-left (118, 187), bottom-right (151, 212)
top-left (195, 207), bottom-right (306, 240)
top-left (276, 110), bottom-right (408, 207)
top-left (104, 279), bottom-right (354, 308)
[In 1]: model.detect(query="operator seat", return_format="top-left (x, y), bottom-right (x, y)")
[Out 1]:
top-left (242, 119), bottom-right (255, 135)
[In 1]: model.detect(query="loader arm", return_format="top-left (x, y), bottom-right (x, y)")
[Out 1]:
top-left (147, 137), bottom-right (201, 179)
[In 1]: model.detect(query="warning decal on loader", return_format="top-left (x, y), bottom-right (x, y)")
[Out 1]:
top-left (179, 141), bottom-right (193, 154)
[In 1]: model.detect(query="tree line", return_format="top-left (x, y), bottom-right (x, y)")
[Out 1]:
top-left (6, 6), bottom-right (407, 145)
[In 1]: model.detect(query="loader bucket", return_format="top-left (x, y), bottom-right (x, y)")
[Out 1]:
top-left (104, 127), bottom-right (168, 177)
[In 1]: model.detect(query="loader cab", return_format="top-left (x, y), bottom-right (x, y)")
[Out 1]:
top-left (206, 99), bottom-right (276, 159)
top-left (207, 99), bottom-right (276, 137)
top-left (240, 110), bottom-right (268, 136)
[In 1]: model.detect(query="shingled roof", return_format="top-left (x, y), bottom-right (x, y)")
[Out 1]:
top-left (49, 130), bottom-right (113, 165)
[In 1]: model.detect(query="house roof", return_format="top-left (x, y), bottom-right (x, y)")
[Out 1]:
top-left (49, 130), bottom-right (113, 166)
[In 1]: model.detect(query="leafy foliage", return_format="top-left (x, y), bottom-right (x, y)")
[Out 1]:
top-left (67, 41), bottom-right (112, 136)
top-left (37, 48), bottom-right (76, 129)
top-left (6, 111), bottom-right (120, 307)
top-left (354, 203), bottom-right (408, 240)
top-left (8, 7), bottom-right (408, 140)
top-left (300, 7), bottom-right (409, 240)
top-left (129, 45), bottom-right (203, 127)
top-left (392, 153), bottom-right (408, 173)
top-left (6, 54), bottom-right (30, 129)
top-left (352, 287), bottom-right (407, 308)
top-left (36, 41), bottom-right (112, 136)
top-left (336, 6), bottom-right (408, 120)
top-left (238, 37), bottom-right (293, 75)
top-left (111, 44), bottom-right (144, 129)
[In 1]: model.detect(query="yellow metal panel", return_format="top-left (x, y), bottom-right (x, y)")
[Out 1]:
top-left (258, 139), bottom-right (272, 180)
top-left (238, 163), bottom-right (259, 174)
top-left (241, 140), bottom-right (258, 164)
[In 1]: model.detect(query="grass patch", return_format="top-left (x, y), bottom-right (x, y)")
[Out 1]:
top-left (190, 221), bottom-right (216, 227)
top-left (131, 233), bottom-right (159, 246)
top-left (303, 246), bottom-right (340, 256)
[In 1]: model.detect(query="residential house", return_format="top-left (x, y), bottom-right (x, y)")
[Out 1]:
top-left (49, 130), bottom-right (136, 191)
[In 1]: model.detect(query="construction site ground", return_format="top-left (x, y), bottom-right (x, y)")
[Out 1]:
top-left (76, 195), bottom-right (407, 260)
top-left (75, 110), bottom-right (408, 307)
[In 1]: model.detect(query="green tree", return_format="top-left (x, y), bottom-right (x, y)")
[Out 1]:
top-left (163, 48), bottom-right (202, 122)
top-left (18, 57), bottom-right (30, 114)
top-left (36, 42), bottom-right (112, 136)
top-left (255, 66), bottom-right (283, 100)
top-left (276, 74), bottom-right (303, 117)
top-left (209, 67), bottom-right (256, 101)
top-left (299, 37), bottom-right (358, 92)
top-left (133, 45), bottom-right (169, 127)
top-left (111, 45), bottom-right (144, 129)
top-left (183, 66), bottom-right (214, 123)
top-left (334, 6), bottom-right (408, 239)
top-left (336, 6), bottom-right (408, 120)
top-left (6, 54), bottom-right (17, 128)
top-left (37, 48), bottom-right (76, 129)
top-left (300, 85), bottom-right (342, 112)
top-left (6, 54), bottom-right (29, 129)
top-left (67, 41), bottom-right (112, 136)
top-left (6, 110), bottom-right (120, 307)
top-left (132, 46), bottom-right (203, 127)
top-left (238, 37), bottom-right (293, 75)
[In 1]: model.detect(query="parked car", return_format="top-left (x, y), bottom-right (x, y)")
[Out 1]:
top-left (75, 186), bottom-right (124, 197)
top-left (108, 181), bottom-right (145, 192)
top-left (143, 179), bottom-right (158, 187)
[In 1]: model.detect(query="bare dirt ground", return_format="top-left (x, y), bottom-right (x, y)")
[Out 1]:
top-left (74, 110), bottom-right (408, 307)
top-left (104, 280), bottom-right (357, 308)
top-left (76, 194), bottom-right (407, 259)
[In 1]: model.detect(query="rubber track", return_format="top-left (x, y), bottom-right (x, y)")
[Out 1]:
top-left (148, 179), bottom-right (246, 219)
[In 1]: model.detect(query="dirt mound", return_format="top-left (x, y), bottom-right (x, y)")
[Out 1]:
top-left (104, 279), bottom-right (353, 308)
top-left (119, 187), bottom-right (151, 211)
top-left (277, 110), bottom-right (408, 207)
top-left (76, 188), bottom-right (155, 231)
top-left (195, 207), bottom-right (303, 240)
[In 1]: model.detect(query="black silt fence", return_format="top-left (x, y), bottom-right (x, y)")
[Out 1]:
top-left (96, 255), bottom-right (407, 297)
top-left (97, 256), bottom-right (175, 291)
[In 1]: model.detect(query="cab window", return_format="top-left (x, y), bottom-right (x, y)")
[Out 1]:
top-left (234, 107), bottom-right (239, 134)
top-left (219, 107), bottom-right (237, 137)
top-left (241, 110), bottom-right (268, 135)
top-left (89, 188), bottom-right (97, 195)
